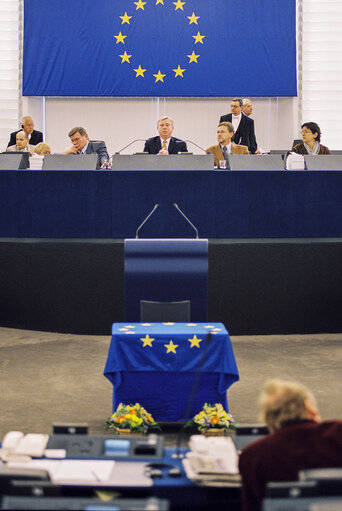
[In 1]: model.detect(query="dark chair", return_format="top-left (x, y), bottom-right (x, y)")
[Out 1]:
top-left (140, 300), bottom-right (190, 322)
top-left (233, 423), bottom-right (268, 451)
top-left (292, 139), bottom-right (302, 149)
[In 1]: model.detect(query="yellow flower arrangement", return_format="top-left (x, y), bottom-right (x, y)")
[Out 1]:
top-left (186, 403), bottom-right (236, 434)
top-left (106, 403), bottom-right (160, 434)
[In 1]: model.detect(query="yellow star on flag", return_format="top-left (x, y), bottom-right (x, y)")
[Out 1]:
top-left (188, 335), bottom-right (202, 348)
top-left (163, 322), bottom-right (175, 325)
top-left (187, 51), bottom-right (200, 63)
top-left (173, 0), bottom-right (185, 11)
top-left (119, 51), bottom-right (132, 63)
top-left (134, 65), bottom-right (146, 77)
top-left (165, 340), bottom-right (178, 353)
top-left (193, 31), bottom-right (206, 44)
top-left (134, 0), bottom-right (146, 10)
top-left (114, 32), bottom-right (127, 44)
top-left (153, 70), bottom-right (166, 82)
top-left (187, 12), bottom-right (200, 25)
top-left (119, 12), bottom-right (132, 24)
top-left (173, 65), bottom-right (185, 78)
top-left (156, 0), bottom-right (164, 4)
top-left (140, 334), bottom-right (155, 347)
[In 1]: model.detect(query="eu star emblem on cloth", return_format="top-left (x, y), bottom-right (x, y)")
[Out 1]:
top-left (23, 0), bottom-right (296, 97)
top-left (140, 334), bottom-right (155, 347)
top-left (164, 340), bottom-right (178, 354)
top-left (188, 335), bottom-right (202, 348)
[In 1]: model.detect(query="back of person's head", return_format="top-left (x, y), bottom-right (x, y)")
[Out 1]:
top-left (68, 126), bottom-right (87, 137)
top-left (259, 379), bottom-right (317, 432)
top-left (35, 143), bottom-right (51, 155)
top-left (218, 121), bottom-right (235, 134)
top-left (301, 122), bottom-right (321, 142)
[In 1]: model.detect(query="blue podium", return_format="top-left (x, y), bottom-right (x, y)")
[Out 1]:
top-left (124, 239), bottom-right (208, 322)
top-left (104, 322), bottom-right (239, 422)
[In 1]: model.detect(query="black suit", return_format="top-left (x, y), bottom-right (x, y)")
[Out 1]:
top-left (144, 136), bottom-right (187, 155)
top-left (219, 113), bottom-right (257, 154)
top-left (85, 140), bottom-right (109, 168)
top-left (7, 129), bottom-right (43, 148)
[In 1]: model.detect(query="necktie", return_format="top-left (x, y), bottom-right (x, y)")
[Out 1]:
top-left (162, 140), bottom-right (167, 150)
top-left (222, 145), bottom-right (228, 162)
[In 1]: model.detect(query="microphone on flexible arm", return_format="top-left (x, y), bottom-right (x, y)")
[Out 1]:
top-left (173, 203), bottom-right (199, 239)
top-left (115, 139), bottom-right (147, 154)
top-left (173, 332), bottom-right (214, 459)
top-left (183, 140), bottom-right (208, 154)
top-left (135, 204), bottom-right (159, 239)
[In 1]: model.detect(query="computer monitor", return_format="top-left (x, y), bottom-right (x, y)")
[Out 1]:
top-left (0, 152), bottom-right (29, 170)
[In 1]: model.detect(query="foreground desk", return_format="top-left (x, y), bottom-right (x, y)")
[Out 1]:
top-left (1, 170), bottom-right (342, 238)
top-left (104, 322), bottom-right (239, 421)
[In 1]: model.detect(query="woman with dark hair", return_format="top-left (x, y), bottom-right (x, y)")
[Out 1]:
top-left (292, 122), bottom-right (330, 155)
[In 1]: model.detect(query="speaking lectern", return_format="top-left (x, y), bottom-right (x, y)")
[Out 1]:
top-left (124, 238), bottom-right (208, 322)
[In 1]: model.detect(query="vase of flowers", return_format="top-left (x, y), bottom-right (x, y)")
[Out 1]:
top-left (186, 403), bottom-right (236, 436)
top-left (106, 403), bottom-right (160, 435)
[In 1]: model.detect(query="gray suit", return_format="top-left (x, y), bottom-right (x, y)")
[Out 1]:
top-left (85, 140), bottom-right (109, 167)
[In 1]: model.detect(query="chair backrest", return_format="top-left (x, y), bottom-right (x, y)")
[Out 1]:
top-left (140, 300), bottom-right (190, 322)
top-left (233, 423), bottom-right (268, 451)
top-left (228, 154), bottom-right (284, 171)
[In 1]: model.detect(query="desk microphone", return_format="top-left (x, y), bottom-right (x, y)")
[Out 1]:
top-left (115, 139), bottom-right (146, 154)
top-left (135, 204), bottom-right (159, 239)
top-left (184, 140), bottom-right (208, 154)
top-left (173, 203), bottom-right (199, 239)
top-left (173, 332), bottom-right (213, 459)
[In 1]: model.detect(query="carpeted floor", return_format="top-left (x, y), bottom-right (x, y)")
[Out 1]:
top-left (1, 327), bottom-right (342, 440)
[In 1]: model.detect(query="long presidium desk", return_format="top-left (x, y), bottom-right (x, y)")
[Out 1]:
top-left (1, 170), bottom-right (342, 238)
top-left (104, 322), bottom-right (239, 422)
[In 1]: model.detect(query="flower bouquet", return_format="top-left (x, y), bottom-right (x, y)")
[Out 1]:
top-left (106, 403), bottom-right (160, 435)
top-left (186, 403), bottom-right (236, 436)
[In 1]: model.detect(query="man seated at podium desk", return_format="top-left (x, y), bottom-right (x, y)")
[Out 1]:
top-left (144, 116), bottom-right (188, 155)
top-left (206, 121), bottom-right (249, 168)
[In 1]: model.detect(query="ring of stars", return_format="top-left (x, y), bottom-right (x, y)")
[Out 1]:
top-left (114, 0), bottom-right (206, 83)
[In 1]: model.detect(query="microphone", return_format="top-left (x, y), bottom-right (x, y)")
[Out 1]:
top-left (184, 140), bottom-right (208, 154)
top-left (173, 332), bottom-right (213, 459)
top-left (173, 203), bottom-right (199, 239)
top-left (135, 204), bottom-right (159, 239)
top-left (115, 139), bottom-right (147, 154)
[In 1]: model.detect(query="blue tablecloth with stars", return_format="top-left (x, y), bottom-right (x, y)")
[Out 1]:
top-left (104, 322), bottom-right (239, 421)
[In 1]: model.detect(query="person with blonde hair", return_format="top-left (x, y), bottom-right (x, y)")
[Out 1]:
top-left (239, 379), bottom-right (342, 511)
top-left (35, 143), bottom-right (51, 155)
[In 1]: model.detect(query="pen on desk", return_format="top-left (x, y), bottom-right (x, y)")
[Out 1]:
top-left (91, 469), bottom-right (101, 482)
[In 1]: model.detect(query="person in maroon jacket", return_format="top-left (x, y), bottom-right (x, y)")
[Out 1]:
top-left (239, 379), bottom-right (342, 511)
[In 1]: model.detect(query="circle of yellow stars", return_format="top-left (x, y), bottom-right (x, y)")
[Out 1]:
top-left (114, 0), bottom-right (206, 84)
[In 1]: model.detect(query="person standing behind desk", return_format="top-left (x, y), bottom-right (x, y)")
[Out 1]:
top-left (63, 127), bottom-right (110, 168)
top-left (206, 121), bottom-right (249, 168)
top-left (7, 116), bottom-right (43, 148)
top-left (220, 97), bottom-right (257, 154)
top-left (292, 122), bottom-right (330, 155)
top-left (144, 116), bottom-right (187, 155)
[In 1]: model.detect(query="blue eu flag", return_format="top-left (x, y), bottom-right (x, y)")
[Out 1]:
top-left (23, 0), bottom-right (296, 97)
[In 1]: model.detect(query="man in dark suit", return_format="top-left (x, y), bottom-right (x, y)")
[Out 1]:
top-left (239, 379), bottom-right (342, 511)
top-left (64, 127), bottom-right (110, 168)
top-left (144, 116), bottom-right (187, 155)
top-left (220, 98), bottom-right (257, 154)
top-left (7, 116), bottom-right (43, 147)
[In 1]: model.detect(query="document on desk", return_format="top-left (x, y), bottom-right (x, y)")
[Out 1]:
top-left (8, 460), bottom-right (152, 487)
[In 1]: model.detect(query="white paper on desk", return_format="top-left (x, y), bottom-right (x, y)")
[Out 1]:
top-left (8, 460), bottom-right (115, 484)
top-left (8, 460), bottom-right (152, 487)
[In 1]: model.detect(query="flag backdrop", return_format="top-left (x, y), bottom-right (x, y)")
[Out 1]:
top-left (23, 0), bottom-right (296, 97)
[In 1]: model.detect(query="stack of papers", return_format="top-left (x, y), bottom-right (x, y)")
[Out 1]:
top-left (286, 152), bottom-right (305, 170)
